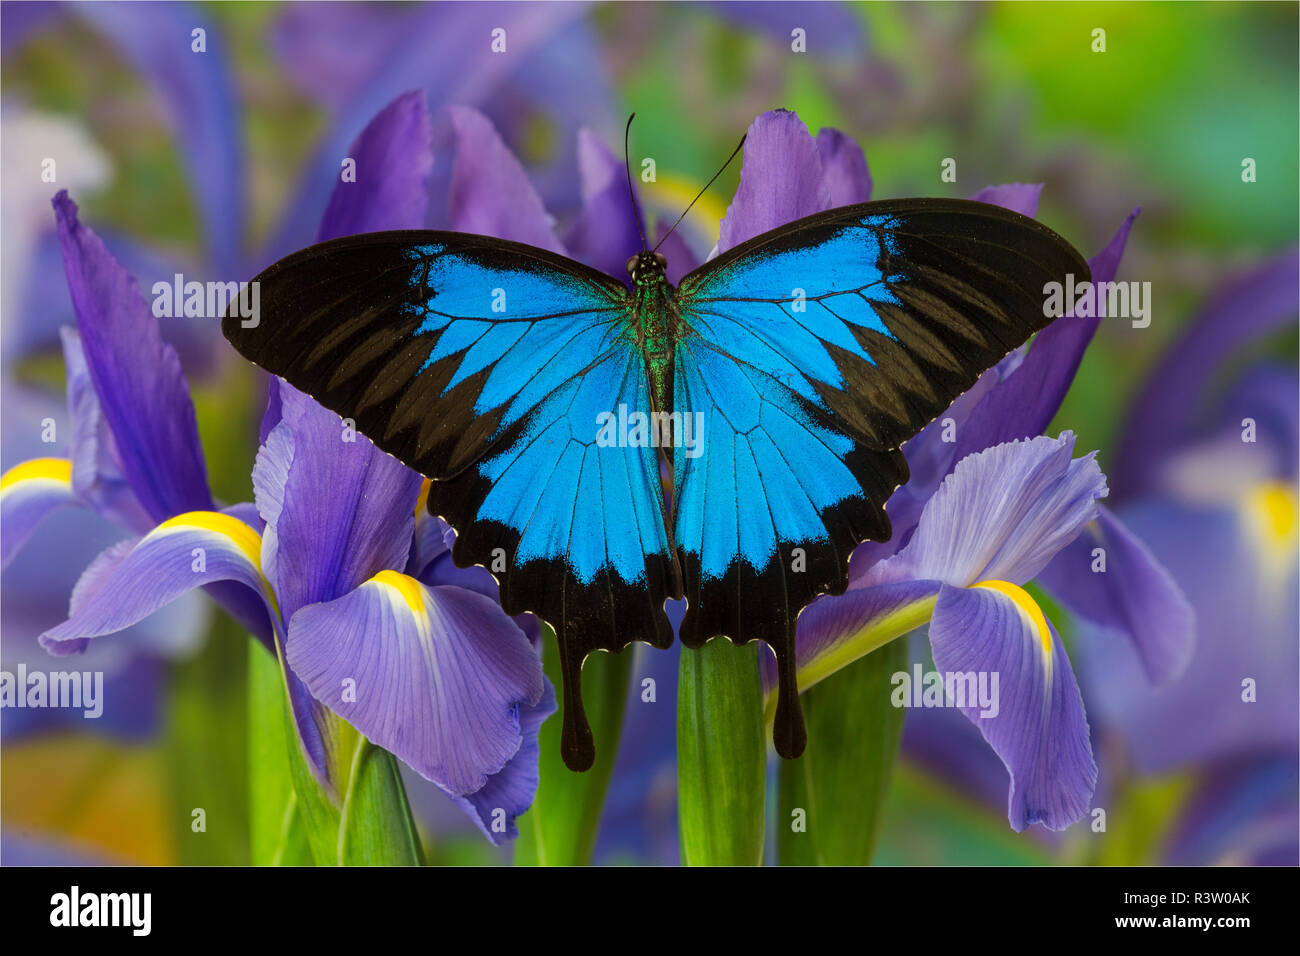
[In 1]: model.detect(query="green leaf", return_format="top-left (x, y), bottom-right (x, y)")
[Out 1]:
top-left (778, 637), bottom-right (908, 865)
top-left (247, 639), bottom-right (423, 865)
top-left (338, 741), bottom-right (424, 866)
top-left (516, 629), bottom-right (632, 865)
top-left (677, 639), bottom-right (766, 866)
top-left (248, 639), bottom-right (312, 865)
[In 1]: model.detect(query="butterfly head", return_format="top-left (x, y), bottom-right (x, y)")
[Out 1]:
top-left (626, 251), bottom-right (668, 285)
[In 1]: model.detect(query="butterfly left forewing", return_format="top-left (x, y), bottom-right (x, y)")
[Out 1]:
top-left (224, 232), bottom-right (679, 770)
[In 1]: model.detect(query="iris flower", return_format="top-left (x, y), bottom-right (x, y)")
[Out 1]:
top-left (1064, 251), bottom-right (1299, 863)
top-left (3, 92), bottom-right (555, 843)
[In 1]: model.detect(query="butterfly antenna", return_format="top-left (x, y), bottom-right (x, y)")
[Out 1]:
top-left (653, 131), bottom-right (747, 253)
top-left (625, 113), bottom-right (648, 252)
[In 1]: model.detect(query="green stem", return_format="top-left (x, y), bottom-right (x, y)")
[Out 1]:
top-left (516, 633), bottom-right (634, 865)
top-left (677, 639), bottom-right (766, 866)
top-left (777, 636), bottom-right (909, 865)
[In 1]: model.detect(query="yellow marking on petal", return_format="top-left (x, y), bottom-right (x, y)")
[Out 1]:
top-left (0, 457), bottom-right (72, 493)
top-left (973, 579), bottom-right (1052, 657)
top-left (762, 593), bottom-right (939, 725)
top-left (370, 569), bottom-right (425, 615)
top-left (1243, 481), bottom-right (1299, 557)
top-left (415, 478), bottom-right (431, 517)
top-left (157, 511), bottom-right (263, 570)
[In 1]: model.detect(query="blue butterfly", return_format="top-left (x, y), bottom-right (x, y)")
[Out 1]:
top-left (224, 188), bottom-right (1087, 771)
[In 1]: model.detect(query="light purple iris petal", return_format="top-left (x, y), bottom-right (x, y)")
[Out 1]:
top-left (1079, 500), bottom-right (1299, 772)
top-left (0, 469), bottom-right (77, 570)
top-left (929, 584), bottom-right (1096, 831)
top-left (453, 682), bottom-right (557, 845)
top-left (717, 109), bottom-right (832, 253)
top-left (317, 90), bottom-right (433, 242)
top-left (75, 3), bottom-right (243, 274)
top-left (271, 384), bottom-right (421, 620)
top-left (52, 192), bottom-right (213, 523)
top-left (38, 516), bottom-right (270, 655)
top-left (447, 106), bottom-right (566, 252)
top-left (563, 128), bottom-right (644, 281)
top-left (946, 209), bottom-right (1138, 466)
top-left (870, 433), bottom-right (1106, 588)
top-left (1113, 249), bottom-right (1298, 499)
top-left (968, 183), bottom-right (1042, 219)
top-left (816, 128), bottom-right (872, 206)
top-left (59, 327), bottom-right (152, 534)
top-left (1037, 505), bottom-right (1194, 685)
top-left (413, 524), bottom-right (543, 648)
top-left (286, 577), bottom-right (546, 795)
top-left (763, 579), bottom-right (941, 694)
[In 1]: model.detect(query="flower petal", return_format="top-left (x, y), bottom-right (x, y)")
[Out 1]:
top-left (928, 582), bottom-right (1096, 831)
top-left (52, 192), bottom-right (213, 522)
top-left (563, 128), bottom-right (644, 281)
top-left (763, 579), bottom-right (941, 702)
top-left (946, 209), bottom-right (1139, 465)
top-left (451, 682), bottom-right (557, 845)
top-left (717, 109), bottom-right (831, 253)
top-left (75, 3), bottom-right (244, 274)
top-left (271, 384), bottom-right (422, 619)
top-left (262, 3), bottom-right (592, 258)
top-left (285, 572), bottom-right (546, 795)
top-left (870, 433), bottom-right (1106, 588)
top-left (1036, 505), bottom-right (1194, 684)
top-left (1113, 249), bottom-right (1299, 499)
top-left (815, 128), bottom-right (871, 206)
top-left (447, 105), bottom-right (565, 252)
top-left (39, 510), bottom-right (272, 654)
top-left (317, 90), bottom-right (433, 242)
top-left (60, 326), bottom-right (152, 534)
top-left (0, 458), bottom-right (76, 568)
top-left (1078, 495), bottom-right (1298, 771)
top-left (968, 183), bottom-right (1042, 218)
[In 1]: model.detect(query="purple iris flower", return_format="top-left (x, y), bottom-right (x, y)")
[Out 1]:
top-left (713, 110), bottom-right (1191, 832)
top-left (5, 92), bottom-right (558, 844)
top-left (1057, 251), bottom-right (1299, 864)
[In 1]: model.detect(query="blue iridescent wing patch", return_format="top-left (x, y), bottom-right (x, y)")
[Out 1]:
top-left (224, 232), bottom-right (681, 769)
top-left (673, 199), bottom-right (1089, 756)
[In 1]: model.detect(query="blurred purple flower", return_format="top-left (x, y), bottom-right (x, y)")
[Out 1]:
top-left (1063, 251), bottom-right (1299, 864)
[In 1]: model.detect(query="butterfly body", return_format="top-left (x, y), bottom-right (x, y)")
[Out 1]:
top-left (224, 198), bottom-right (1089, 771)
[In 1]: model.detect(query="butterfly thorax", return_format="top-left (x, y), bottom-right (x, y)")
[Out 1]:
top-left (628, 256), bottom-right (681, 420)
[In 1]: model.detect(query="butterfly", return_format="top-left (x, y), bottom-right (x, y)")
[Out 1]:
top-left (224, 191), bottom-right (1088, 772)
